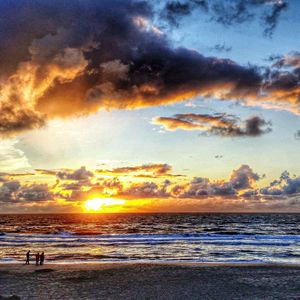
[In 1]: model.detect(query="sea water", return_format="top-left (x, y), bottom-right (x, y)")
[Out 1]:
top-left (0, 213), bottom-right (300, 264)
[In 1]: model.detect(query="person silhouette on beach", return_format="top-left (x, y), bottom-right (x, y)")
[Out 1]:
top-left (35, 252), bottom-right (40, 266)
top-left (40, 252), bottom-right (45, 265)
top-left (25, 250), bottom-right (30, 264)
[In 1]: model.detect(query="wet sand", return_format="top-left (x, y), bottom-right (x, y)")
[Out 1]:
top-left (0, 263), bottom-right (300, 300)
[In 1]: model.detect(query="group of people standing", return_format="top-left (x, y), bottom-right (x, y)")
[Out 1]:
top-left (25, 250), bottom-right (45, 265)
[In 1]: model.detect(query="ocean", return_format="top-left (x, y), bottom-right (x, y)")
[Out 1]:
top-left (0, 213), bottom-right (300, 264)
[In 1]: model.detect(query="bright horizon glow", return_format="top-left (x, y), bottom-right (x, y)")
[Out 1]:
top-left (84, 197), bottom-right (126, 212)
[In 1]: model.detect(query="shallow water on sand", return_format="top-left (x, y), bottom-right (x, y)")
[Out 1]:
top-left (0, 213), bottom-right (300, 264)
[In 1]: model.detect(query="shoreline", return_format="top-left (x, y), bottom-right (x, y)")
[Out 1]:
top-left (1, 262), bottom-right (300, 299)
top-left (2, 261), bottom-right (300, 267)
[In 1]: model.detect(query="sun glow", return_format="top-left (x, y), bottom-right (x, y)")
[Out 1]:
top-left (84, 197), bottom-right (126, 212)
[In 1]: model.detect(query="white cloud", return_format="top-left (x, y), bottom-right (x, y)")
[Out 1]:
top-left (0, 139), bottom-right (31, 171)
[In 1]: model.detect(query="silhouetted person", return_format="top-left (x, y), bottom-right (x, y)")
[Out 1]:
top-left (35, 252), bottom-right (40, 266)
top-left (25, 250), bottom-right (30, 265)
top-left (40, 252), bottom-right (45, 265)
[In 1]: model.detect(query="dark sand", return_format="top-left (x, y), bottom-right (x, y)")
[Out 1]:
top-left (1, 263), bottom-right (300, 300)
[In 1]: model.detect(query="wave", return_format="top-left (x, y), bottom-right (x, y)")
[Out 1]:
top-left (47, 253), bottom-right (148, 261)
top-left (1, 233), bottom-right (299, 250)
top-left (1, 232), bottom-right (300, 264)
top-left (2, 214), bottom-right (300, 264)
top-left (5, 231), bottom-right (300, 237)
top-left (3, 232), bottom-right (300, 241)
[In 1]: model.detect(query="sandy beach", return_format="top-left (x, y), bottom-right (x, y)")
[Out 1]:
top-left (0, 263), bottom-right (300, 300)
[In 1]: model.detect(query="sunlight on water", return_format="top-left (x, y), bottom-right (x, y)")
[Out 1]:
top-left (0, 214), bottom-right (300, 264)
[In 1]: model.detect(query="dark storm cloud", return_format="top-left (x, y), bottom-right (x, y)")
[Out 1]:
top-left (153, 113), bottom-right (272, 137)
top-left (0, 0), bottom-right (298, 137)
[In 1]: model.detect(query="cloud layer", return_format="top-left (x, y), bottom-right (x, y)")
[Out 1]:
top-left (96, 163), bottom-right (182, 178)
top-left (1, 164), bottom-right (300, 212)
top-left (0, 0), bottom-right (299, 136)
top-left (153, 113), bottom-right (272, 137)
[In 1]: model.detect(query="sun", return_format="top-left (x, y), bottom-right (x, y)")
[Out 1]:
top-left (84, 197), bottom-right (125, 212)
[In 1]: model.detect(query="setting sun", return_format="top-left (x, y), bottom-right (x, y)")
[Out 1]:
top-left (84, 197), bottom-right (126, 212)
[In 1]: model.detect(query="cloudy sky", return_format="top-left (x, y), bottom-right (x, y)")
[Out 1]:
top-left (0, 0), bottom-right (299, 213)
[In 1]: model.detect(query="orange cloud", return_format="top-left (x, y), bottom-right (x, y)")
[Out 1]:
top-left (96, 163), bottom-right (183, 178)
top-left (0, 1), bottom-right (299, 136)
top-left (0, 0), bottom-right (300, 136)
top-left (1, 164), bottom-right (300, 212)
top-left (153, 113), bottom-right (272, 137)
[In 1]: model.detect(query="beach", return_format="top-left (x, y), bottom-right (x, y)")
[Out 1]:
top-left (1, 263), bottom-right (300, 300)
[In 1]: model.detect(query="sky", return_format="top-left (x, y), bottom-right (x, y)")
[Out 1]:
top-left (0, 0), bottom-right (300, 213)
